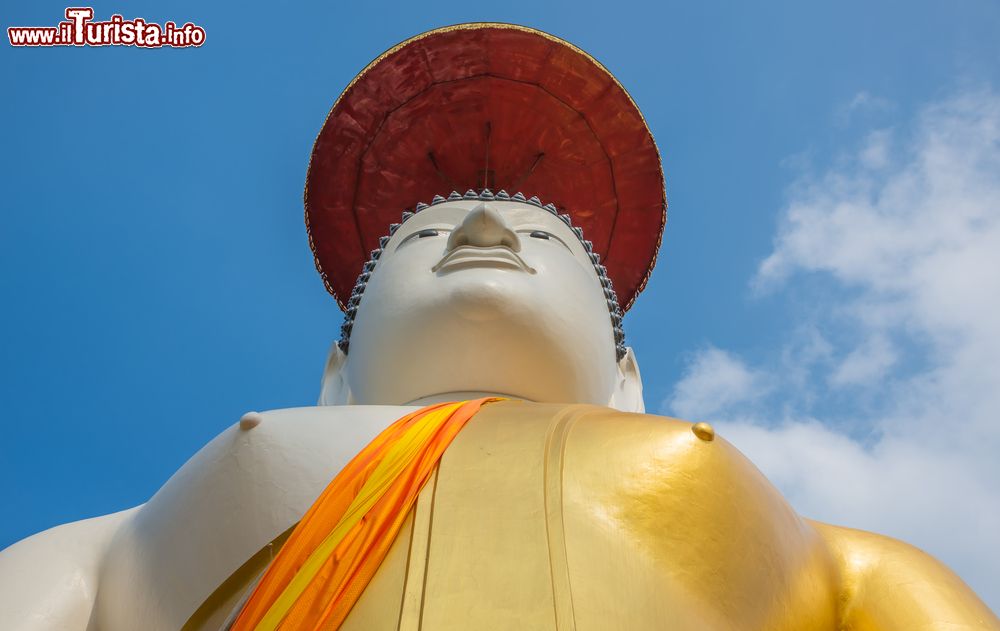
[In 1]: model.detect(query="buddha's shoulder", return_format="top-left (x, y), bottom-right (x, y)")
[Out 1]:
top-left (97, 405), bottom-right (418, 631)
top-left (469, 401), bottom-right (810, 538)
top-left (475, 401), bottom-right (776, 489)
top-left (133, 405), bottom-right (420, 536)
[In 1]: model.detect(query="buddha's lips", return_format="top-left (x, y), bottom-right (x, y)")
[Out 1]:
top-left (432, 245), bottom-right (536, 275)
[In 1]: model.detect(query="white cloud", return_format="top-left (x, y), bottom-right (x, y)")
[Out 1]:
top-left (668, 347), bottom-right (767, 420)
top-left (827, 334), bottom-right (896, 388)
top-left (668, 89), bottom-right (1000, 611)
top-left (858, 128), bottom-right (892, 170)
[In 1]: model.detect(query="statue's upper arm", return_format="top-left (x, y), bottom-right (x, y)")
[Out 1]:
top-left (0, 508), bottom-right (137, 631)
top-left (811, 521), bottom-right (1000, 630)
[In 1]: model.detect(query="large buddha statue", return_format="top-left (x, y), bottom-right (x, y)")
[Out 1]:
top-left (1, 23), bottom-right (997, 631)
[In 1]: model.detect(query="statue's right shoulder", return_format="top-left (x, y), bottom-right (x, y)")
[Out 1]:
top-left (0, 508), bottom-right (137, 631)
top-left (95, 405), bottom-right (418, 631)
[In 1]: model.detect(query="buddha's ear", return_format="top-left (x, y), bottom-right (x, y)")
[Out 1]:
top-left (318, 342), bottom-right (353, 406)
top-left (609, 346), bottom-right (645, 413)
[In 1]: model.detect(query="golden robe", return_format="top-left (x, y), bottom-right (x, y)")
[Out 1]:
top-left (192, 401), bottom-right (999, 630)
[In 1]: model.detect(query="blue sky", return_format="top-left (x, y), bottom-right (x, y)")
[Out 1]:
top-left (3, 0), bottom-right (1000, 611)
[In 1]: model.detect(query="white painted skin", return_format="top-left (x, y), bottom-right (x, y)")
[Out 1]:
top-left (0, 200), bottom-right (645, 630)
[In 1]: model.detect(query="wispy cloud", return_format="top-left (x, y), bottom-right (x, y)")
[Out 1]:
top-left (827, 334), bottom-right (896, 388)
top-left (666, 89), bottom-right (1000, 610)
top-left (668, 347), bottom-right (768, 420)
top-left (835, 90), bottom-right (894, 126)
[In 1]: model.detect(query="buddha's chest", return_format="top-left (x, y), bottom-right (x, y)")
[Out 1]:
top-left (339, 403), bottom-right (840, 631)
top-left (105, 404), bottom-right (840, 631)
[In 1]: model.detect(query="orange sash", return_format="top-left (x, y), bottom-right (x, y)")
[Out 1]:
top-left (230, 398), bottom-right (498, 631)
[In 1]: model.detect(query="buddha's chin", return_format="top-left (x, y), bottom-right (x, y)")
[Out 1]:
top-left (345, 278), bottom-right (616, 404)
top-left (347, 321), bottom-right (613, 406)
top-left (444, 276), bottom-right (521, 323)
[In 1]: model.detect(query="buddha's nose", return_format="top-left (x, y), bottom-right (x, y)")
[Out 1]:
top-left (446, 203), bottom-right (522, 252)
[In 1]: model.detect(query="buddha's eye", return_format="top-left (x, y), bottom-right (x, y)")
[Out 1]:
top-left (529, 231), bottom-right (550, 240)
top-left (417, 229), bottom-right (440, 238)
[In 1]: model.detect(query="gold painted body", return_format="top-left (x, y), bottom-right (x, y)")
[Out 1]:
top-left (201, 401), bottom-right (998, 630)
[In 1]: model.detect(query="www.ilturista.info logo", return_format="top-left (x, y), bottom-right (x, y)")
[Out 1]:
top-left (8, 8), bottom-right (205, 48)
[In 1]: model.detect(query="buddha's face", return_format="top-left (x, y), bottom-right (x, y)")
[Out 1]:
top-left (339, 200), bottom-right (635, 407)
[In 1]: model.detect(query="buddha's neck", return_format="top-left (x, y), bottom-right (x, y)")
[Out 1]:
top-left (404, 391), bottom-right (529, 406)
